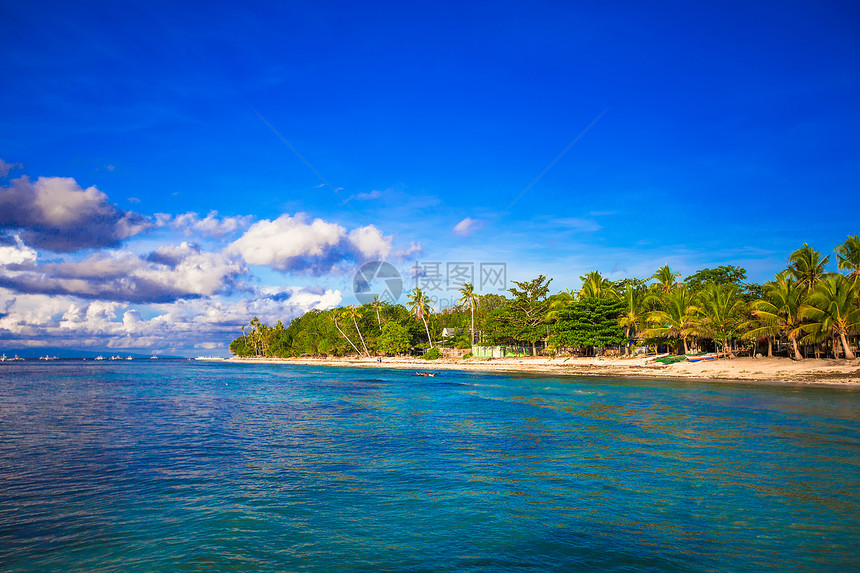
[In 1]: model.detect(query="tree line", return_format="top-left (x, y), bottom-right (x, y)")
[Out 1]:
top-left (230, 236), bottom-right (860, 360)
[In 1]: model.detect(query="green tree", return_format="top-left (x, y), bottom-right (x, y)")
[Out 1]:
top-left (579, 270), bottom-right (615, 299)
top-left (650, 264), bottom-right (681, 294)
top-left (802, 274), bottom-right (860, 360)
top-left (835, 234), bottom-right (860, 280)
top-left (748, 274), bottom-right (806, 360)
top-left (505, 275), bottom-right (553, 356)
top-left (550, 298), bottom-right (626, 354)
top-left (685, 265), bottom-right (748, 291)
top-left (378, 322), bottom-right (411, 355)
top-left (788, 243), bottom-right (830, 293)
top-left (333, 310), bottom-right (362, 356)
top-left (346, 305), bottom-right (370, 356)
top-left (617, 283), bottom-right (647, 355)
top-left (693, 283), bottom-right (746, 357)
top-left (644, 286), bottom-right (697, 354)
top-left (457, 282), bottom-right (479, 350)
top-left (370, 296), bottom-right (385, 330)
top-left (407, 287), bottom-right (434, 348)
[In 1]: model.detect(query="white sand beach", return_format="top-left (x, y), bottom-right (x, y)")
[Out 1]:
top-left (229, 355), bottom-right (860, 386)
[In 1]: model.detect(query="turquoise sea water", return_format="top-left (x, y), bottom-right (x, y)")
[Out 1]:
top-left (1, 361), bottom-right (858, 572)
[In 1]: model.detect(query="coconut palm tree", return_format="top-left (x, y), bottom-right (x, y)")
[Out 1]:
top-left (617, 283), bottom-right (646, 356)
top-left (332, 311), bottom-right (362, 356)
top-left (650, 264), bottom-right (680, 294)
top-left (457, 282), bottom-right (479, 349)
top-left (748, 273), bottom-right (806, 360)
top-left (407, 287), bottom-right (434, 348)
top-left (693, 283), bottom-right (746, 357)
top-left (370, 296), bottom-right (384, 330)
top-left (579, 270), bottom-right (615, 299)
top-left (836, 234), bottom-right (860, 310)
top-left (346, 305), bottom-right (370, 356)
top-left (644, 286), bottom-right (698, 354)
top-left (835, 234), bottom-right (860, 279)
top-left (801, 274), bottom-right (860, 360)
top-left (788, 243), bottom-right (830, 293)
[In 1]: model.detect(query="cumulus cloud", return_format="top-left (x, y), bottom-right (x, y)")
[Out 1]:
top-left (0, 175), bottom-right (151, 251)
top-left (347, 225), bottom-right (391, 260)
top-left (453, 217), bottom-right (482, 237)
top-left (0, 243), bottom-right (245, 303)
top-left (229, 213), bottom-right (393, 273)
top-left (0, 235), bottom-right (37, 266)
top-left (158, 210), bottom-right (253, 238)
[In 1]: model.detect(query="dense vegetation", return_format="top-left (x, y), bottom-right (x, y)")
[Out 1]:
top-left (230, 236), bottom-right (860, 360)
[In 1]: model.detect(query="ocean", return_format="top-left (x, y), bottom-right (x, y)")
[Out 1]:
top-left (1, 360), bottom-right (858, 572)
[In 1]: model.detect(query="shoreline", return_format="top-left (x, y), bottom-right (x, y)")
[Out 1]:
top-left (227, 355), bottom-right (860, 387)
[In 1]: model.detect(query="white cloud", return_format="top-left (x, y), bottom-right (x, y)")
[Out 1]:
top-left (161, 210), bottom-right (253, 238)
top-left (453, 217), bottom-right (482, 237)
top-left (0, 235), bottom-right (37, 266)
top-left (230, 213), bottom-right (343, 270)
top-left (347, 225), bottom-right (391, 260)
top-left (229, 213), bottom-right (394, 273)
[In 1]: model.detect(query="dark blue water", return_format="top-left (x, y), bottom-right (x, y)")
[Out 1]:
top-left (1, 361), bottom-right (858, 572)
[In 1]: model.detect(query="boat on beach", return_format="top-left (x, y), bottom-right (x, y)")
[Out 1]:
top-left (686, 353), bottom-right (720, 362)
top-left (642, 353), bottom-right (671, 362)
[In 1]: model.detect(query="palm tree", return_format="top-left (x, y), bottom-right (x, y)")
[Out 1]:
top-left (693, 283), bottom-right (746, 357)
top-left (801, 274), bottom-right (860, 360)
top-left (650, 264), bottom-right (680, 294)
top-left (836, 234), bottom-right (860, 310)
top-left (617, 284), bottom-right (646, 356)
top-left (579, 270), bottom-right (615, 299)
top-left (835, 235), bottom-right (860, 279)
top-left (458, 282), bottom-right (479, 349)
top-left (346, 305), bottom-right (370, 356)
top-left (748, 274), bottom-right (806, 360)
top-left (644, 286), bottom-right (698, 354)
top-left (370, 296), bottom-right (384, 330)
top-left (407, 287), bottom-right (434, 348)
top-left (332, 311), bottom-right (362, 356)
top-left (788, 243), bottom-right (830, 293)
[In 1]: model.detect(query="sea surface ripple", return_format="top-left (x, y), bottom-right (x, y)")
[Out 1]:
top-left (1, 361), bottom-right (858, 572)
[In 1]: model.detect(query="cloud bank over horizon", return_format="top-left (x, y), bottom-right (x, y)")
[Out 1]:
top-left (0, 163), bottom-right (409, 353)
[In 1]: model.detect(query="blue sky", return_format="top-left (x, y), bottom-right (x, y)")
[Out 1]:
top-left (1, 1), bottom-right (858, 354)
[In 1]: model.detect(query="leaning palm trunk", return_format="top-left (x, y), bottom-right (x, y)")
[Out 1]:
top-left (840, 331), bottom-right (856, 360)
top-left (790, 333), bottom-right (803, 360)
top-left (352, 316), bottom-right (370, 356)
top-left (422, 316), bottom-right (433, 349)
top-left (334, 321), bottom-right (362, 356)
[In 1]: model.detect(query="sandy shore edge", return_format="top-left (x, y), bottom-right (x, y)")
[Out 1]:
top-left (226, 355), bottom-right (860, 387)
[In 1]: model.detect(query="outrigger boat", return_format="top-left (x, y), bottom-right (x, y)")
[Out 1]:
top-left (686, 353), bottom-right (720, 362)
top-left (413, 372), bottom-right (439, 377)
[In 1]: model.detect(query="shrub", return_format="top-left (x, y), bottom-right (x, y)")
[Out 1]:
top-left (423, 347), bottom-right (442, 360)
